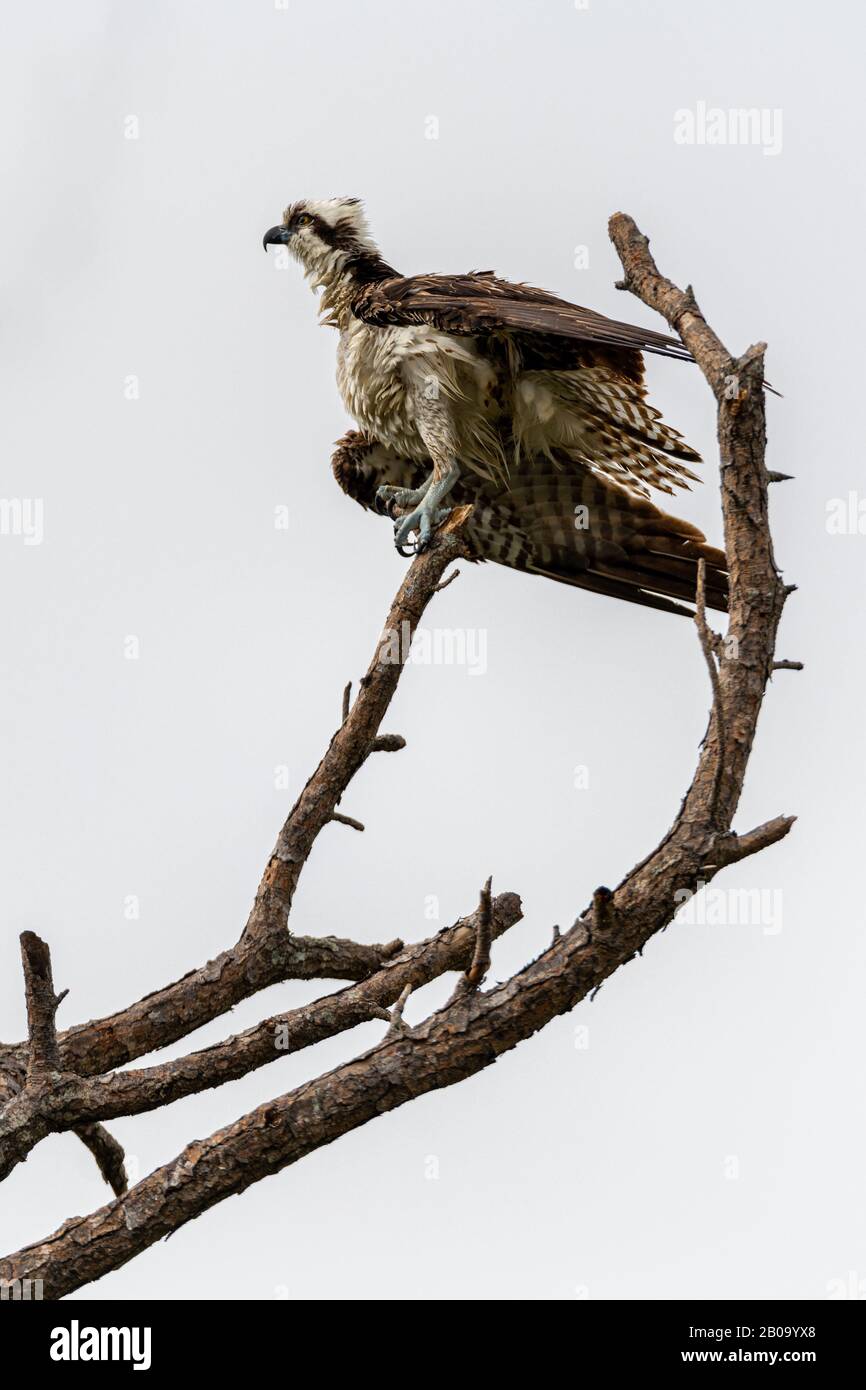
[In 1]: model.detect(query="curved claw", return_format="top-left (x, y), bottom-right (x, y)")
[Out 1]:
top-left (386, 463), bottom-right (461, 558)
top-left (394, 508), bottom-right (430, 552)
top-left (393, 505), bottom-right (453, 555)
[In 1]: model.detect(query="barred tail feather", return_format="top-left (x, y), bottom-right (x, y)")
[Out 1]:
top-left (331, 432), bottom-right (728, 618)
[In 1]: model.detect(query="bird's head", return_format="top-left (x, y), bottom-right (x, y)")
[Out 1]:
top-left (262, 197), bottom-right (376, 275)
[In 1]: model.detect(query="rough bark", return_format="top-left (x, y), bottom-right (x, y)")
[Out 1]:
top-left (0, 890), bottom-right (523, 1176)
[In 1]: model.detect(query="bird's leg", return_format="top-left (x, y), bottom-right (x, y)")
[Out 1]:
top-left (392, 461), bottom-right (460, 554)
top-left (389, 383), bottom-right (462, 553)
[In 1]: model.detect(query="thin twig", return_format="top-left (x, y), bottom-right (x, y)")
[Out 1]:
top-left (369, 734), bottom-right (406, 754)
top-left (73, 1123), bottom-right (128, 1197)
top-left (20, 933), bottom-right (64, 1077)
top-left (328, 811), bottom-right (365, 833)
top-left (591, 886), bottom-right (615, 932)
top-left (694, 558), bottom-right (726, 825)
top-left (16, 933), bottom-right (129, 1195)
top-left (447, 877), bottom-right (493, 1002)
top-left (434, 569), bottom-right (461, 594)
top-left (385, 984), bottom-right (413, 1038)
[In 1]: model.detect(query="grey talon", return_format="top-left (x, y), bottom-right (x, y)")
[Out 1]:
top-left (391, 464), bottom-right (460, 556)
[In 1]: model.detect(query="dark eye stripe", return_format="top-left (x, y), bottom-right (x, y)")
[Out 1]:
top-left (309, 213), bottom-right (357, 251)
top-left (286, 205), bottom-right (365, 252)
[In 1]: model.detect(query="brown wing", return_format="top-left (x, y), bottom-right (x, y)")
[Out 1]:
top-left (352, 271), bottom-right (693, 363)
top-left (332, 431), bottom-right (727, 618)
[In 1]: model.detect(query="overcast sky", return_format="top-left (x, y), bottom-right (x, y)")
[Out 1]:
top-left (1, 0), bottom-right (863, 1300)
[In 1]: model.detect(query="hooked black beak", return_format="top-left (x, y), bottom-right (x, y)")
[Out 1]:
top-left (263, 224), bottom-right (293, 252)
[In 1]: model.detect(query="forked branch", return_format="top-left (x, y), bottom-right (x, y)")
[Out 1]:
top-left (0, 223), bottom-right (796, 1299)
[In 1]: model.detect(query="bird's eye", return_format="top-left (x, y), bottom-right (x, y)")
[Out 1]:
top-left (297, 213), bottom-right (313, 227)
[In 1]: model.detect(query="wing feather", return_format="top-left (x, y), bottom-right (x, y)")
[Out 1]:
top-left (353, 272), bottom-right (692, 362)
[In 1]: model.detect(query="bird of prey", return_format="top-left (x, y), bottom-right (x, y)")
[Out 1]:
top-left (263, 198), bottom-right (727, 616)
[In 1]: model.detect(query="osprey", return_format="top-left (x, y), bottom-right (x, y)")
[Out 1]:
top-left (263, 197), bottom-right (727, 615)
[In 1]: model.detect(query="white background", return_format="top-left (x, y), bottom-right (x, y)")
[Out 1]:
top-left (0, 0), bottom-right (862, 1300)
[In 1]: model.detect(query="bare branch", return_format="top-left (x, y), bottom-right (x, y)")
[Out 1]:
top-left (447, 877), bottom-right (493, 1001)
top-left (6, 936), bottom-right (127, 1195)
top-left (327, 811), bottom-right (365, 832)
top-left (240, 517), bottom-right (472, 945)
top-left (0, 516), bottom-right (470, 1089)
top-left (590, 886), bottom-right (616, 934)
top-left (20, 933), bottom-right (64, 1078)
top-left (694, 558), bottom-right (726, 825)
top-left (385, 984), bottom-right (413, 1038)
top-left (0, 895), bottom-right (523, 1165)
top-left (608, 212), bottom-right (792, 837)
top-left (2, 930), bottom-right (406, 1084)
top-left (73, 1124), bottom-right (128, 1197)
top-left (434, 568), bottom-right (461, 594)
top-left (701, 815), bottom-right (797, 871)
top-left (369, 734), bottom-right (406, 754)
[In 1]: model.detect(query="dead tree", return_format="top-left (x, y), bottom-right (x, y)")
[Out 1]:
top-left (0, 216), bottom-right (798, 1299)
